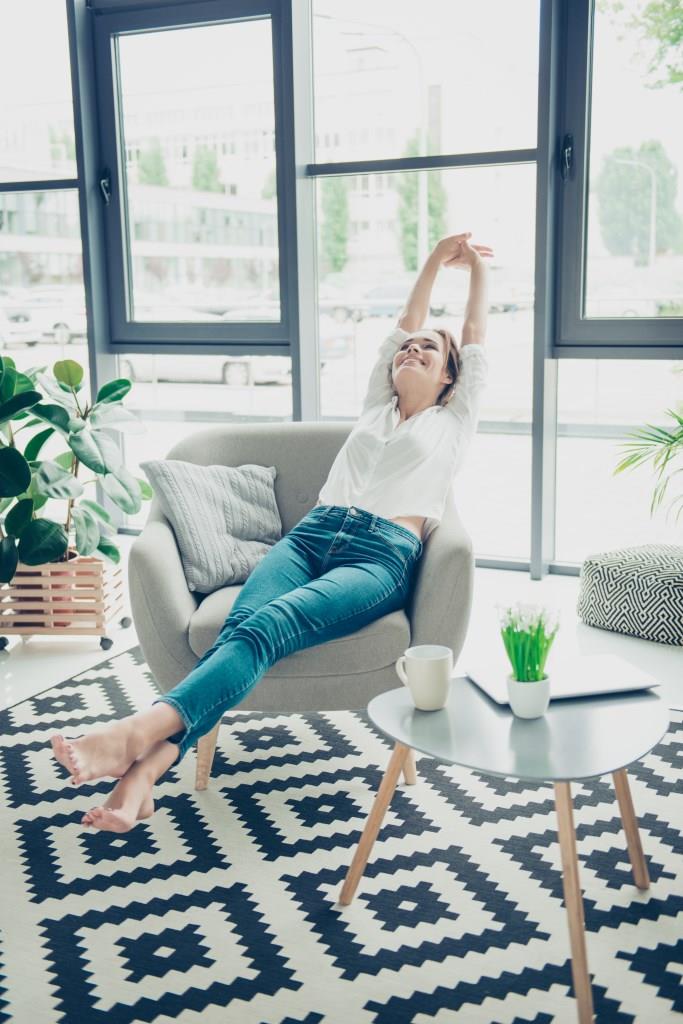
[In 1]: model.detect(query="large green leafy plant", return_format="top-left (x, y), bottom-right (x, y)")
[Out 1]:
top-left (615, 406), bottom-right (683, 522)
top-left (0, 355), bottom-right (151, 583)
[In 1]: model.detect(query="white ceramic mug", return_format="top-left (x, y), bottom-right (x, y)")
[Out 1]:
top-left (395, 644), bottom-right (453, 711)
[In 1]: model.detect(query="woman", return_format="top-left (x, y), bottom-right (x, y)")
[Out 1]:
top-left (50, 230), bottom-right (492, 832)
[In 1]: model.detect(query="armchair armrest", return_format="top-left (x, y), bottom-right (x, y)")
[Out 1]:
top-left (128, 517), bottom-right (199, 690)
top-left (407, 502), bottom-right (474, 664)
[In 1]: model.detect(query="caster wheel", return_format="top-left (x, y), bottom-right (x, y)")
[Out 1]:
top-left (120, 616), bottom-right (132, 629)
top-left (100, 637), bottom-right (114, 651)
top-left (0, 637), bottom-right (8, 650)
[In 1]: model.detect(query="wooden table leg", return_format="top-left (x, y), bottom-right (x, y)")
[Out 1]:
top-left (554, 782), bottom-right (594, 1024)
top-left (339, 741), bottom-right (410, 906)
top-left (402, 747), bottom-right (417, 785)
top-left (612, 767), bottom-right (650, 890)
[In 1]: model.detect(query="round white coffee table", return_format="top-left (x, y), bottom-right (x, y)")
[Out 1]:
top-left (339, 677), bottom-right (669, 1024)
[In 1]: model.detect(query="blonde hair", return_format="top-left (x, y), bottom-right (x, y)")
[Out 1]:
top-left (390, 327), bottom-right (461, 407)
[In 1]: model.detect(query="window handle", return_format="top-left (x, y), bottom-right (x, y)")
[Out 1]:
top-left (99, 169), bottom-right (112, 206)
top-left (560, 134), bottom-right (574, 182)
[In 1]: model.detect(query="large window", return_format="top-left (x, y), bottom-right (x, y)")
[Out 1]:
top-left (558, 0), bottom-right (683, 350)
top-left (556, 359), bottom-right (682, 561)
top-left (93, 0), bottom-right (295, 350)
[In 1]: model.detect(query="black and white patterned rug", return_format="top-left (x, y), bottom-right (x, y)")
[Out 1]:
top-left (0, 646), bottom-right (681, 1023)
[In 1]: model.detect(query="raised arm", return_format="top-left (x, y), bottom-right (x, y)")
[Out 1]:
top-left (398, 232), bottom-right (493, 338)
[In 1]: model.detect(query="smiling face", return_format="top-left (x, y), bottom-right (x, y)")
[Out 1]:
top-left (391, 331), bottom-right (455, 406)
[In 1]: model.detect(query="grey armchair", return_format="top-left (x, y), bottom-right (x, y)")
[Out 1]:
top-left (128, 422), bottom-right (474, 790)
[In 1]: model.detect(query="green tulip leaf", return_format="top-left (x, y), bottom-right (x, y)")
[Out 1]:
top-left (4, 498), bottom-right (34, 537)
top-left (0, 447), bottom-right (32, 498)
top-left (17, 519), bottom-right (69, 565)
top-left (96, 537), bottom-right (120, 564)
top-left (23, 426), bottom-right (55, 462)
top-left (72, 506), bottom-right (100, 556)
top-left (0, 391), bottom-right (42, 425)
top-left (32, 402), bottom-right (71, 434)
top-left (53, 360), bottom-right (84, 388)
top-left (34, 460), bottom-right (84, 500)
top-left (101, 466), bottom-right (141, 514)
top-left (0, 536), bottom-right (18, 583)
top-left (68, 429), bottom-right (122, 475)
top-left (94, 378), bottom-right (132, 405)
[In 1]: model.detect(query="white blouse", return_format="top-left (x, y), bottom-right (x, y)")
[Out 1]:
top-left (317, 326), bottom-right (488, 539)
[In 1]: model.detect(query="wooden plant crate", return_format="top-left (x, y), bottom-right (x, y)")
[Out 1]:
top-left (0, 554), bottom-right (129, 649)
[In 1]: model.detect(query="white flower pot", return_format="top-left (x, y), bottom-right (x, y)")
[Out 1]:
top-left (506, 675), bottom-right (550, 719)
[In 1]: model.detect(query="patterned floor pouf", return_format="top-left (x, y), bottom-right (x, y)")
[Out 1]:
top-left (577, 544), bottom-right (683, 645)
top-left (0, 646), bottom-right (681, 1023)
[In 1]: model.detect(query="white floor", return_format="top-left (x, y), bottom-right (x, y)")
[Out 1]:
top-left (1, 540), bottom-right (681, 713)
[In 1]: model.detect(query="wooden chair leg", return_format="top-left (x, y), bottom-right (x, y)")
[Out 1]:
top-left (195, 722), bottom-right (221, 791)
top-left (402, 747), bottom-right (417, 785)
top-left (612, 767), bottom-right (650, 890)
top-left (554, 782), bottom-right (594, 1024)
top-left (339, 741), bottom-right (410, 906)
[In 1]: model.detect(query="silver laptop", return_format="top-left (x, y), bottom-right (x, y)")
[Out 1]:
top-left (465, 652), bottom-right (660, 705)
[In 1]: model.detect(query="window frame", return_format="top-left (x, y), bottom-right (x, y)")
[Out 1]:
top-left (91, 0), bottom-right (299, 357)
top-left (555, 0), bottom-right (683, 356)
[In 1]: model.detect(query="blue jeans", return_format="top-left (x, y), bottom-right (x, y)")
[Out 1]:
top-left (155, 504), bottom-right (423, 762)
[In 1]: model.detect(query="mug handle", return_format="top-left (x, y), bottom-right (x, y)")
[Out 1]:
top-left (395, 656), bottom-right (409, 687)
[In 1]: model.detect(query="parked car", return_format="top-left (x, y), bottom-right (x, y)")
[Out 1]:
top-left (120, 314), bottom-right (353, 386)
top-left (0, 304), bottom-right (42, 347)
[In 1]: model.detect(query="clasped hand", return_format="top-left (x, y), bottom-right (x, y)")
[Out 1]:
top-left (434, 232), bottom-right (494, 270)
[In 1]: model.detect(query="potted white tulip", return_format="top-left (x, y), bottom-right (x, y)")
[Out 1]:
top-left (499, 603), bottom-right (559, 719)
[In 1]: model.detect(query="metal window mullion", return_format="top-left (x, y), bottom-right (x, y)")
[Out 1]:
top-left (290, 0), bottom-right (319, 421)
top-left (67, 0), bottom-right (122, 526)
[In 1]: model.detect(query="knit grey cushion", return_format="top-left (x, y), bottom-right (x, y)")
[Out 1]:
top-left (140, 459), bottom-right (282, 594)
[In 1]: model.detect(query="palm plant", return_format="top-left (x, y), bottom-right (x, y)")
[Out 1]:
top-left (614, 407), bottom-right (683, 522)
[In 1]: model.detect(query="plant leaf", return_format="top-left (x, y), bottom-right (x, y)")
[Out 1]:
top-left (96, 537), bottom-right (121, 564)
top-left (0, 365), bottom-right (17, 404)
top-left (4, 498), bottom-right (34, 537)
top-left (101, 467), bottom-right (142, 514)
top-left (53, 360), bottom-right (84, 388)
top-left (94, 378), bottom-right (132, 405)
top-left (0, 536), bottom-right (18, 583)
top-left (0, 447), bottom-right (32, 498)
top-left (72, 506), bottom-right (100, 556)
top-left (68, 429), bottom-right (122, 475)
top-left (35, 372), bottom-right (77, 409)
top-left (17, 519), bottom-right (68, 565)
top-left (34, 460), bottom-right (84, 500)
top-left (0, 391), bottom-right (42, 425)
top-left (80, 498), bottom-right (113, 525)
top-left (54, 450), bottom-right (75, 471)
top-left (23, 426), bottom-right (55, 462)
top-left (137, 476), bottom-right (153, 500)
top-left (32, 402), bottom-right (71, 434)
top-left (89, 403), bottom-right (143, 434)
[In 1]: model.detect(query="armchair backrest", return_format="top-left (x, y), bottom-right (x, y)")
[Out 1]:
top-left (151, 421), bottom-right (353, 533)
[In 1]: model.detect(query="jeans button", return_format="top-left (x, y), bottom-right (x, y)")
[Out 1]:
top-left (350, 506), bottom-right (357, 515)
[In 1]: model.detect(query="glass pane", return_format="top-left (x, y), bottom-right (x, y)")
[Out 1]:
top-left (312, 1), bottom-right (539, 163)
top-left (116, 19), bottom-right (279, 323)
top-left (317, 164), bottom-right (534, 558)
top-left (0, 189), bottom-right (87, 367)
top-left (556, 360), bottom-right (682, 561)
top-left (120, 353), bottom-right (292, 528)
top-left (584, 1), bottom-right (683, 318)
top-left (0, 3), bottom-right (76, 183)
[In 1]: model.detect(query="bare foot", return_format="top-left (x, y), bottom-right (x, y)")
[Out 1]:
top-left (51, 704), bottom-right (184, 787)
top-left (81, 740), bottom-right (178, 833)
top-left (51, 721), bottom-right (140, 786)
